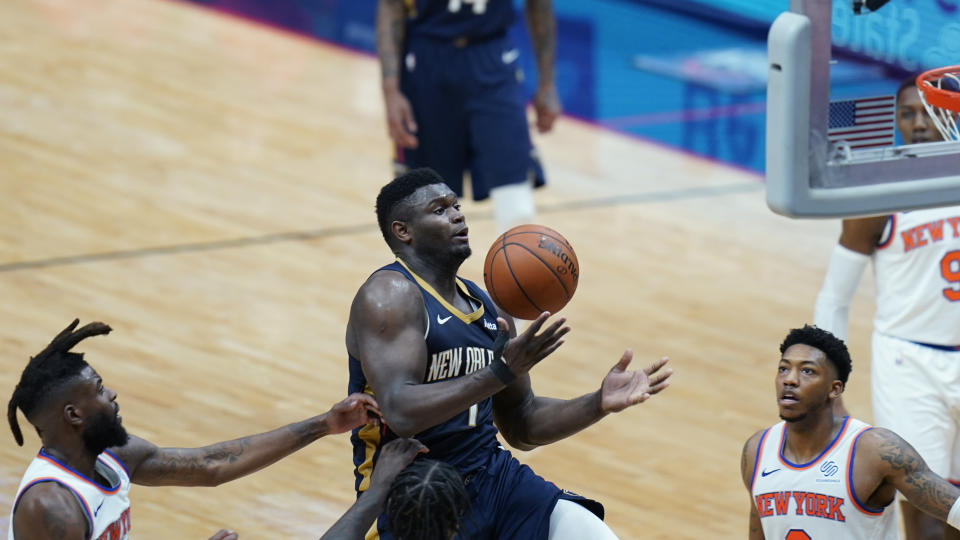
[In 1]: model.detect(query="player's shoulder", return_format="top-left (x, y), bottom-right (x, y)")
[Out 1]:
top-left (742, 428), bottom-right (768, 460)
top-left (740, 427), bottom-right (769, 487)
top-left (13, 480), bottom-right (89, 536)
top-left (851, 425), bottom-right (901, 451)
top-left (352, 268), bottom-right (424, 319)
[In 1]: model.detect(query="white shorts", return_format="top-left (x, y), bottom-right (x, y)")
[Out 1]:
top-left (871, 331), bottom-right (960, 482)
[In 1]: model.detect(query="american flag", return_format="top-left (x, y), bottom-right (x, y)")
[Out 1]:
top-left (827, 95), bottom-right (896, 150)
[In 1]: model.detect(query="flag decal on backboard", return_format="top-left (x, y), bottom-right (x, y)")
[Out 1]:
top-left (827, 95), bottom-right (896, 150)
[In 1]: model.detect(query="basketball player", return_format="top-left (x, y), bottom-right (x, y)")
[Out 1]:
top-left (346, 167), bottom-right (673, 539)
top-left (7, 319), bottom-right (381, 540)
top-left (385, 459), bottom-right (470, 540)
top-left (375, 0), bottom-right (559, 232)
top-left (814, 77), bottom-right (960, 540)
top-left (319, 438), bottom-right (429, 540)
top-left (741, 325), bottom-right (960, 539)
top-left (325, 450), bottom-right (471, 540)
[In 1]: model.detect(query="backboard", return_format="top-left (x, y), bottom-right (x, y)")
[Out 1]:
top-left (765, 0), bottom-right (960, 218)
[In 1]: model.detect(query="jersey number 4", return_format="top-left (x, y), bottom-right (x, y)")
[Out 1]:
top-left (448, 0), bottom-right (488, 14)
top-left (942, 250), bottom-right (960, 301)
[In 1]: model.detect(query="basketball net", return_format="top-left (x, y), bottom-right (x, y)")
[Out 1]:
top-left (917, 66), bottom-right (960, 142)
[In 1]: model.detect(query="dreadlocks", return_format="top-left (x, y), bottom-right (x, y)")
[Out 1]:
top-left (386, 458), bottom-right (470, 540)
top-left (7, 319), bottom-right (112, 446)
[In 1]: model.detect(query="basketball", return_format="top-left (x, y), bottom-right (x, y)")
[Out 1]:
top-left (483, 224), bottom-right (579, 320)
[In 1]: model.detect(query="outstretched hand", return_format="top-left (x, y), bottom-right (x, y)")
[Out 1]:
top-left (369, 438), bottom-right (428, 489)
top-left (326, 393), bottom-right (383, 434)
top-left (600, 351), bottom-right (672, 413)
top-left (498, 312), bottom-right (570, 378)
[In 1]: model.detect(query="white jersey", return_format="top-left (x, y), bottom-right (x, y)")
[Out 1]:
top-left (751, 417), bottom-right (897, 540)
top-left (873, 206), bottom-right (960, 346)
top-left (8, 449), bottom-right (131, 540)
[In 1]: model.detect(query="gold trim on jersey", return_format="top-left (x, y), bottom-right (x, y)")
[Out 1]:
top-left (396, 258), bottom-right (485, 324)
top-left (403, 0), bottom-right (417, 18)
top-left (356, 384), bottom-right (381, 493)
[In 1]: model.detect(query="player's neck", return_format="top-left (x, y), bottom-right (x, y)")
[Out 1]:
top-left (398, 254), bottom-right (461, 296)
top-left (782, 409), bottom-right (843, 464)
top-left (41, 439), bottom-right (100, 479)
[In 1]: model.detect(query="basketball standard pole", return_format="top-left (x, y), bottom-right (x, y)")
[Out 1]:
top-left (789, 0), bottom-right (831, 188)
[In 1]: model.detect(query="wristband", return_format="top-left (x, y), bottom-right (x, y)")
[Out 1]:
top-left (489, 357), bottom-right (516, 385)
top-left (948, 496), bottom-right (960, 530)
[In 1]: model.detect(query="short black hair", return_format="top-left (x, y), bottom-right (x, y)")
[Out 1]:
top-left (386, 458), bottom-right (469, 540)
top-left (7, 320), bottom-right (112, 446)
top-left (779, 325), bottom-right (852, 385)
top-left (897, 75), bottom-right (920, 103)
top-left (375, 168), bottom-right (447, 245)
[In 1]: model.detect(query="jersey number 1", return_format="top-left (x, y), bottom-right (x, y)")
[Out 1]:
top-left (467, 403), bottom-right (478, 427)
top-left (448, 0), bottom-right (488, 14)
top-left (942, 250), bottom-right (960, 301)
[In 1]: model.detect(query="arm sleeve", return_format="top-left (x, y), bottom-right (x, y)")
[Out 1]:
top-left (813, 244), bottom-right (871, 341)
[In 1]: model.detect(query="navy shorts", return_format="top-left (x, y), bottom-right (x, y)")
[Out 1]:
top-left (371, 446), bottom-right (603, 540)
top-left (394, 33), bottom-right (546, 201)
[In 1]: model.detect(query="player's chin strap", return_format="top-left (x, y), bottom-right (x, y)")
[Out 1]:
top-left (852, 0), bottom-right (890, 13)
top-left (488, 329), bottom-right (516, 385)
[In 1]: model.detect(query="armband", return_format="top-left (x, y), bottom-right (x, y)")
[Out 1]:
top-left (813, 244), bottom-right (869, 341)
top-left (947, 496), bottom-right (960, 530)
top-left (489, 357), bottom-right (516, 385)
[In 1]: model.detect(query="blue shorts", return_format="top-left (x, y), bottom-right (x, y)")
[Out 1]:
top-left (371, 446), bottom-right (603, 540)
top-left (394, 33), bottom-right (547, 201)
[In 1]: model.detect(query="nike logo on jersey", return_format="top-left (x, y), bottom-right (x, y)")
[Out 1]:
top-left (761, 468), bottom-right (780, 477)
top-left (94, 499), bottom-right (104, 517)
top-left (437, 314), bottom-right (452, 325)
top-left (501, 48), bottom-right (520, 64)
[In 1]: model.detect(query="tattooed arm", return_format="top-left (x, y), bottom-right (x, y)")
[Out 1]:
top-left (110, 394), bottom-right (380, 487)
top-left (740, 430), bottom-right (766, 540)
top-left (524, 0), bottom-right (560, 132)
top-left (866, 428), bottom-right (960, 523)
top-left (376, 0), bottom-right (418, 148)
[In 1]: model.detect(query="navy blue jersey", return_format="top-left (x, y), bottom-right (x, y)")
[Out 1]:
top-left (349, 259), bottom-right (502, 493)
top-left (404, 0), bottom-right (515, 41)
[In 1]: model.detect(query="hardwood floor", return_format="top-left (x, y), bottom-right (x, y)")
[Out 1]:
top-left (0, 1), bottom-right (879, 537)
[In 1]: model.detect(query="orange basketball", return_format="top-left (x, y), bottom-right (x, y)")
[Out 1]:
top-left (483, 224), bottom-right (579, 320)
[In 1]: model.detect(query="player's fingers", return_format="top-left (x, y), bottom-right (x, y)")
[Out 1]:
top-left (649, 368), bottom-right (674, 387)
top-left (647, 380), bottom-right (671, 395)
top-left (400, 102), bottom-right (418, 133)
top-left (496, 317), bottom-right (511, 333)
top-left (351, 392), bottom-right (379, 407)
top-left (644, 356), bottom-right (669, 375)
top-left (611, 349), bottom-right (633, 372)
top-left (537, 109), bottom-right (556, 133)
top-left (532, 317), bottom-right (567, 345)
top-left (208, 530), bottom-right (238, 540)
top-left (523, 311), bottom-right (552, 336)
top-left (535, 321), bottom-right (569, 343)
top-left (535, 338), bottom-right (565, 362)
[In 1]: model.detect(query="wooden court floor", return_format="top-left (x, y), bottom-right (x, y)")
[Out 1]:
top-left (0, 0), bottom-right (881, 537)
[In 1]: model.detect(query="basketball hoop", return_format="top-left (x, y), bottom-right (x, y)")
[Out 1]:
top-left (917, 66), bottom-right (960, 141)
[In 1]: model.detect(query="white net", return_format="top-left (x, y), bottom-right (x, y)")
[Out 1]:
top-left (919, 70), bottom-right (960, 142)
